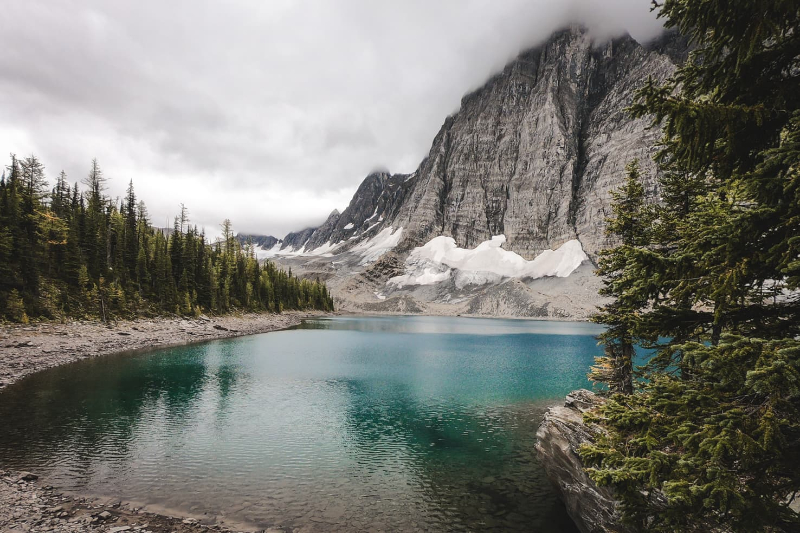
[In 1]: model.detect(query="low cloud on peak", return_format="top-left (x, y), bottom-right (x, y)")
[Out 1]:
top-left (0, 0), bottom-right (663, 238)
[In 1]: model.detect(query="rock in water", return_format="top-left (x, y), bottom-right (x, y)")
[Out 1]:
top-left (535, 390), bottom-right (629, 533)
top-left (17, 472), bottom-right (37, 482)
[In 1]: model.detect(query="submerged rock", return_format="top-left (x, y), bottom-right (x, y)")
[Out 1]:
top-left (17, 471), bottom-right (37, 482)
top-left (535, 389), bottom-right (627, 533)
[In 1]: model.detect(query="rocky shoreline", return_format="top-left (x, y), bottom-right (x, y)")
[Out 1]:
top-left (0, 311), bottom-right (327, 532)
top-left (0, 311), bottom-right (325, 392)
top-left (1, 468), bottom-right (283, 533)
top-left (535, 390), bottom-right (623, 533)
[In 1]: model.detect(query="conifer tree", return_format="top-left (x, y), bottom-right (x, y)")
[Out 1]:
top-left (123, 180), bottom-right (138, 282)
top-left (83, 159), bottom-right (107, 280)
top-left (589, 160), bottom-right (653, 394)
top-left (581, 2), bottom-right (800, 531)
top-left (0, 153), bottom-right (334, 321)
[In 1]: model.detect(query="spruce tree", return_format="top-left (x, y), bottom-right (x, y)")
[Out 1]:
top-left (83, 159), bottom-right (107, 280)
top-left (589, 160), bottom-right (653, 394)
top-left (123, 180), bottom-right (138, 282)
top-left (580, 1), bottom-right (800, 531)
top-left (0, 153), bottom-right (334, 320)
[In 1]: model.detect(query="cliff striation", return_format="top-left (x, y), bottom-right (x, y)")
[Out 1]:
top-left (282, 26), bottom-right (686, 260)
top-left (264, 26), bottom-right (688, 318)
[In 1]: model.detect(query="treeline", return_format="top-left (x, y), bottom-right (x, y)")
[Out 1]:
top-left (0, 156), bottom-right (333, 322)
top-left (583, 2), bottom-right (799, 532)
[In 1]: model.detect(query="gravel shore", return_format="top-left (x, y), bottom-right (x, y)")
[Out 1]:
top-left (0, 311), bottom-right (322, 392)
top-left (0, 311), bottom-right (327, 532)
top-left (1, 468), bottom-right (284, 533)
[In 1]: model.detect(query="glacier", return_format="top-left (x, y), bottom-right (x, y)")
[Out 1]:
top-left (388, 235), bottom-right (588, 290)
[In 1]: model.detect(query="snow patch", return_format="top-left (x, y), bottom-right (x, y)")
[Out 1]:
top-left (254, 241), bottom-right (284, 259)
top-left (275, 245), bottom-right (308, 257)
top-left (387, 235), bottom-right (588, 290)
top-left (306, 241), bottom-right (339, 257)
top-left (350, 227), bottom-right (403, 264)
top-left (343, 223), bottom-right (354, 230)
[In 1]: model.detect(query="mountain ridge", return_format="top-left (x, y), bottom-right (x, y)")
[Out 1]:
top-left (255, 25), bottom-right (687, 318)
top-left (273, 26), bottom-right (684, 261)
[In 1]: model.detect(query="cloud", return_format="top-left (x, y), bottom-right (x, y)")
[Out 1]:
top-left (0, 0), bottom-right (663, 238)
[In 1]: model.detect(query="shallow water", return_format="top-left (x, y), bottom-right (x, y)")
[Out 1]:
top-left (0, 315), bottom-right (603, 531)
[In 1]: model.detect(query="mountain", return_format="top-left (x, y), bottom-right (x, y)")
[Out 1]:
top-left (268, 26), bottom-right (688, 318)
top-left (236, 233), bottom-right (281, 249)
top-left (234, 233), bottom-right (284, 259)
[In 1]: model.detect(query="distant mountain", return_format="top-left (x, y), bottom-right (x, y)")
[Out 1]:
top-left (280, 27), bottom-right (686, 259)
top-left (235, 233), bottom-right (281, 250)
top-left (234, 233), bottom-right (284, 259)
top-left (263, 26), bottom-right (688, 318)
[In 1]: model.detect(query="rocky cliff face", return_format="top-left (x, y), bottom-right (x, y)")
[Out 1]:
top-left (391, 27), bottom-right (681, 259)
top-left (281, 26), bottom-right (685, 260)
top-left (268, 26), bottom-right (687, 318)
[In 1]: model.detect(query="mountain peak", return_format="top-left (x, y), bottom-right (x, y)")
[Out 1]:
top-left (278, 26), bottom-right (681, 262)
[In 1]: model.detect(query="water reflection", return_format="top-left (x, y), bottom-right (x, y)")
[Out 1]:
top-left (295, 314), bottom-right (604, 337)
top-left (339, 381), bottom-right (578, 531)
top-left (0, 316), bottom-right (596, 531)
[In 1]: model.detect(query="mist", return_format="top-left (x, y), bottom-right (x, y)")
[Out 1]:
top-left (0, 0), bottom-right (663, 238)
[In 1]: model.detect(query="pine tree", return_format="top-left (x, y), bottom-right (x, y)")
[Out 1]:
top-left (580, 2), bottom-right (800, 531)
top-left (51, 170), bottom-right (70, 217)
top-left (64, 186), bottom-right (84, 289)
top-left (589, 161), bottom-right (654, 394)
top-left (0, 154), bottom-right (334, 321)
top-left (123, 180), bottom-right (138, 283)
top-left (83, 159), bottom-right (107, 280)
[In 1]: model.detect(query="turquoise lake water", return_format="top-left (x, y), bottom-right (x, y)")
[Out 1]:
top-left (0, 315), bottom-right (604, 531)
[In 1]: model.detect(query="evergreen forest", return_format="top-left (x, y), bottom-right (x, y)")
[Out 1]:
top-left (0, 156), bottom-right (334, 323)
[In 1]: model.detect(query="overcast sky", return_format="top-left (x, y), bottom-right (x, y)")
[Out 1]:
top-left (1, 0), bottom-right (663, 238)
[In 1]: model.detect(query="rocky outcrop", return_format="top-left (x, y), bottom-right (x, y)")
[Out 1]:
top-left (536, 390), bottom-right (777, 533)
top-left (535, 390), bottom-right (627, 533)
top-left (280, 226), bottom-right (317, 251)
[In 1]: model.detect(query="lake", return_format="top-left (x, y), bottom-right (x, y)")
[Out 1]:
top-left (0, 315), bottom-right (604, 531)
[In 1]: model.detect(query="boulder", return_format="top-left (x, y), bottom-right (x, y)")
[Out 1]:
top-left (17, 471), bottom-right (38, 482)
top-left (535, 390), bottom-right (628, 533)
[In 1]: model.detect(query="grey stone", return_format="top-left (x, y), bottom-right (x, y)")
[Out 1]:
top-left (17, 472), bottom-right (37, 482)
top-left (273, 27), bottom-right (688, 318)
top-left (280, 26), bottom-right (686, 262)
top-left (535, 390), bottom-right (626, 533)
